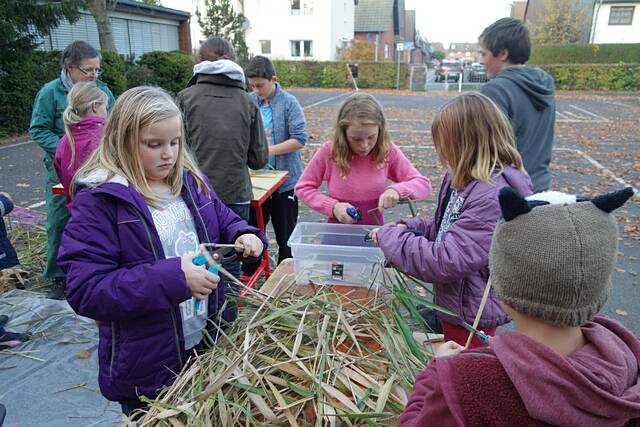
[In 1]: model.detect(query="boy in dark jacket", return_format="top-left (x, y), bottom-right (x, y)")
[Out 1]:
top-left (177, 38), bottom-right (268, 306)
top-left (399, 187), bottom-right (640, 427)
top-left (479, 18), bottom-right (556, 193)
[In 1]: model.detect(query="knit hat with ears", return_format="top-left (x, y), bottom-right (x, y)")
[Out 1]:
top-left (489, 187), bottom-right (634, 327)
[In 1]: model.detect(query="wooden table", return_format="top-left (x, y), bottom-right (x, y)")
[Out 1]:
top-left (240, 170), bottom-right (289, 293)
top-left (260, 259), bottom-right (444, 346)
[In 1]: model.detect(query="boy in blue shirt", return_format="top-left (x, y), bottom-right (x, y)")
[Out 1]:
top-left (244, 56), bottom-right (308, 268)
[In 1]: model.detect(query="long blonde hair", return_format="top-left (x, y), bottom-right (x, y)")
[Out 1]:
top-left (73, 86), bottom-right (208, 207)
top-left (431, 92), bottom-right (523, 190)
top-left (331, 92), bottom-right (391, 177)
top-left (62, 81), bottom-right (107, 167)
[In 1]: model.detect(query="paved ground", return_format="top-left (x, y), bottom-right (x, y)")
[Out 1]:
top-left (0, 88), bottom-right (638, 426)
top-left (1, 88), bottom-right (639, 334)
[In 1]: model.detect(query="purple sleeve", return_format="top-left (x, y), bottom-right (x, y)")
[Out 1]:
top-left (58, 190), bottom-right (192, 322)
top-left (377, 196), bottom-right (498, 283)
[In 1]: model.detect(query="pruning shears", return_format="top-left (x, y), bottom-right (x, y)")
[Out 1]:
top-left (461, 321), bottom-right (490, 346)
top-left (192, 243), bottom-right (243, 311)
top-left (346, 207), bottom-right (362, 223)
top-left (364, 225), bottom-right (424, 242)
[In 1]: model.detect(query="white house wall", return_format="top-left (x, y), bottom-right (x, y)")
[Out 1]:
top-left (243, 0), bottom-right (354, 60)
top-left (591, 3), bottom-right (640, 43)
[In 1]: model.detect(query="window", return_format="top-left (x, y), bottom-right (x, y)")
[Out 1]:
top-left (291, 0), bottom-right (313, 15)
top-left (260, 40), bottom-right (271, 54)
top-left (303, 0), bottom-right (313, 15)
top-left (290, 40), bottom-right (313, 58)
top-left (290, 0), bottom-right (300, 15)
top-left (609, 6), bottom-right (634, 25)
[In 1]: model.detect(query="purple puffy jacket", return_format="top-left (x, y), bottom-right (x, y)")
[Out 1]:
top-left (377, 165), bottom-right (533, 329)
top-left (58, 171), bottom-right (267, 402)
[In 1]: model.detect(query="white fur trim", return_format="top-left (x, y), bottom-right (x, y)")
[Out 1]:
top-left (526, 191), bottom-right (576, 205)
top-left (77, 169), bottom-right (128, 187)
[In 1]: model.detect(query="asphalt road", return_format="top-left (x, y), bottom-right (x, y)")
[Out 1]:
top-left (1, 88), bottom-right (638, 332)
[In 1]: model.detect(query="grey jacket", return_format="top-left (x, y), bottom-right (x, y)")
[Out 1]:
top-left (482, 67), bottom-right (556, 193)
top-left (177, 70), bottom-right (268, 204)
top-left (250, 83), bottom-right (307, 193)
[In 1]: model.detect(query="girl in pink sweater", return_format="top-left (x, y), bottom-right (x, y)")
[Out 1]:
top-left (295, 92), bottom-right (431, 225)
top-left (54, 81), bottom-right (108, 208)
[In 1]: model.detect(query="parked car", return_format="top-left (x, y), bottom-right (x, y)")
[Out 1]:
top-left (436, 60), bottom-right (463, 82)
top-left (469, 62), bottom-right (487, 82)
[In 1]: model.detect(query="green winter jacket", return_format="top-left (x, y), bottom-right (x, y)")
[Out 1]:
top-left (29, 78), bottom-right (115, 168)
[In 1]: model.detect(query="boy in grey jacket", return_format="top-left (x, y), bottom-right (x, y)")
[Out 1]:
top-left (479, 18), bottom-right (556, 192)
top-left (244, 56), bottom-right (308, 268)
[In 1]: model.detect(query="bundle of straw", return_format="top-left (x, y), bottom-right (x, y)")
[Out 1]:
top-left (135, 270), bottom-right (443, 426)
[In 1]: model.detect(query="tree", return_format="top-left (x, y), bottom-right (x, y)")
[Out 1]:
top-left (196, 0), bottom-right (249, 62)
top-left (529, 0), bottom-right (586, 45)
top-left (339, 40), bottom-right (375, 61)
top-left (84, 0), bottom-right (117, 51)
top-left (0, 0), bottom-right (81, 64)
top-left (432, 50), bottom-right (445, 60)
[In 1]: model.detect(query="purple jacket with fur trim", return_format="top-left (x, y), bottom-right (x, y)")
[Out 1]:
top-left (58, 171), bottom-right (267, 402)
top-left (376, 166), bottom-right (532, 329)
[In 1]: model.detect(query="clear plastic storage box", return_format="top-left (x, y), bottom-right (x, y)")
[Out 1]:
top-left (287, 222), bottom-right (386, 287)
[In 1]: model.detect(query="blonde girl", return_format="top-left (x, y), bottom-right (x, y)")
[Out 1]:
top-left (54, 81), bottom-right (108, 207)
top-left (295, 92), bottom-right (431, 225)
top-left (374, 92), bottom-right (534, 347)
top-left (58, 86), bottom-right (267, 416)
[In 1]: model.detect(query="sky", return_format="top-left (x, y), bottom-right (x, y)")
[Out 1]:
top-left (404, 0), bottom-right (514, 46)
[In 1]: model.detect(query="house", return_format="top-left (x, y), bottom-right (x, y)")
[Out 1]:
top-left (590, 0), bottom-right (640, 43)
top-left (515, 0), bottom-right (596, 43)
top-left (36, 0), bottom-right (191, 58)
top-left (354, 0), bottom-right (406, 62)
top-left (447, 42), bottom-right (479, 61)
top-left (241, 0), bottom-right (355, 60)
top-left (404, 10), bottom-right (432, 64)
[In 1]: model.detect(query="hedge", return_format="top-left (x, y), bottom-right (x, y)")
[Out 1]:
top-left (0, 50), bottom-right (61, 137)
top-left (530, 44), bottom-right (640, 65)
top-left (138, 50), bottom-right (194, 95)
top-left (100, 51), bottom-right (127, 96)
top-left (542, 63), bottom-right (640, 90)
top-left (272, 60), bottom-right (411, 89)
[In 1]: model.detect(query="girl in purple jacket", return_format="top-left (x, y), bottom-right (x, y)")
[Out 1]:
top-left (57, 86), bottom-right (267, 417)
top-left (374, 92), bottom-right (533, 347)
top-left (54, 81), bottom-right (108, 208)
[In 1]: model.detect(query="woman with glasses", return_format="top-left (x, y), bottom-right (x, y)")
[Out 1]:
top-left (29, 40), bottom-right (115, 300)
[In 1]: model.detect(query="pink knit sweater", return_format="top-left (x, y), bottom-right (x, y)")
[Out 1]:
top-left (295, 142), bottom-right (432, 225)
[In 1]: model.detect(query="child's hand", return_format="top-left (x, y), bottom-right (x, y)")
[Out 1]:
top-left (333, 202), bottom-right (356, 224)
top-left (435, 340), bottom-right (465, 358)
top-left (234, 234), bottom-right (263, 258)
top-left (368, 228), bottom-right (380, 243)
top-left (180, 253), bottom-right (220, 299)
top-left (378, 188), bottom-right (400, 210)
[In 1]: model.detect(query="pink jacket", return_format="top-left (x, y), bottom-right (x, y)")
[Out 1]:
top-left (295, 142), bottom-right (431, 225)
top-left (54, 116), bottom-right (105, 208)
top-left (399, 316), bottom-right (640, 427)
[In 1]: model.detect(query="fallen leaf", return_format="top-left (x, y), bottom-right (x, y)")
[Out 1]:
top-left (77, 349), bottom-right (91, 359)
top-left (615, 309), bottom-right (628, 317)
top-left (15, 183), bottom-right (30, 188)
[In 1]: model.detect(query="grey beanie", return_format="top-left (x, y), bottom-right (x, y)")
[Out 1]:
top-left (489, 187), bottom-right (633, 327)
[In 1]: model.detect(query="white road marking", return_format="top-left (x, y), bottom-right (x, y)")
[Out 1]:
top-left (26, 201), bottom-right (46, 209)
top-left (569, 104), bottom-right (611, 122)
top-left (303, 93), bottom-right (350, 110)
top-left (0, 140), bottom-right (32, 150)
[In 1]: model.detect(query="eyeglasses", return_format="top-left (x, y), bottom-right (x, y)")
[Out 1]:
top-left (76, 66), bottom-right (102, 77)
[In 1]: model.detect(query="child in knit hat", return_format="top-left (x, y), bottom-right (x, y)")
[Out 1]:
top-left (399, 186), bottom-right (640, 427)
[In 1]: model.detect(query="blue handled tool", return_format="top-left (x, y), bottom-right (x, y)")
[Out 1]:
top-left (192, 254), bottom-right (219, 311)
top-left (461, 321), bottom-right (490, 346)
top-left (346, 207), bottom-right (361, 222)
